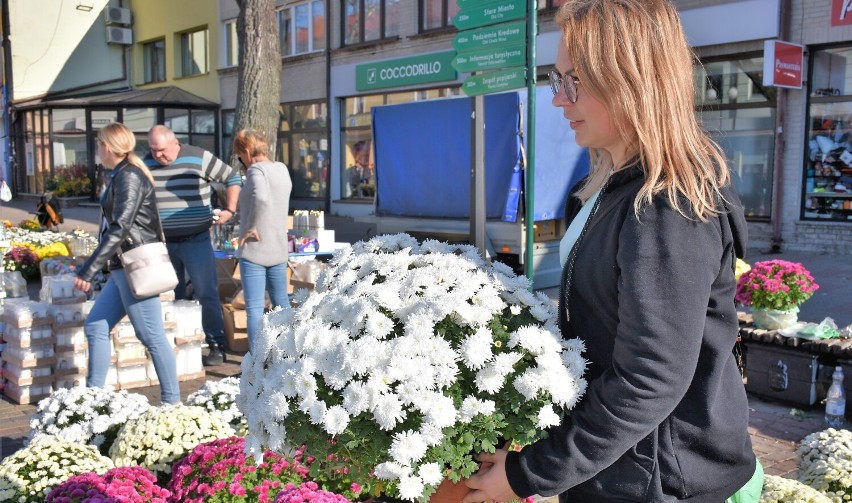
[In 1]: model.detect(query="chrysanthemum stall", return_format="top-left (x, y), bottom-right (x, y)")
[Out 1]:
top-left (239, 234), bottom-right (589, 501)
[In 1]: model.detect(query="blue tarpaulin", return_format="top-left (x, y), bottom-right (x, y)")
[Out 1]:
top-left (372, 89), bottom-right (589, 221)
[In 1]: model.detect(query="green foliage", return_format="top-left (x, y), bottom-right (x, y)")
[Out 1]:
top-left (44, 164), bottom-right (91, 197)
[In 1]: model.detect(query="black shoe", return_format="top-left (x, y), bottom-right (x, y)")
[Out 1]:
top-left (202, 345), bottom-right (225, 366)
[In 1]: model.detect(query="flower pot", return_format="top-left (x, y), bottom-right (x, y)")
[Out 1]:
top-left (752, 307), bottom-right (799, 330)
top-left (429, 476), bottom-right (471, 503)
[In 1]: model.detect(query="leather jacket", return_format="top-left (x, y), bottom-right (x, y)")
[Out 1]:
top-left (77, 160), bottom-right (165, 282)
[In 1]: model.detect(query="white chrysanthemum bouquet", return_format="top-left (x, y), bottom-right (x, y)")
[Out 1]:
top-left (760, 474), bottom-right (830, 503)
top-left (0, 435), bottom-right (114, 502)
top-left (28, 386), bottom-right (151, 455)
top-left (239, 234), bottom-right (588, 501)
top-left (186, 376), bottom-right (246, 434)
top-left (109, 404), bottom-right (235, 478)
top-left (797, 428), bottom-right (852, 500)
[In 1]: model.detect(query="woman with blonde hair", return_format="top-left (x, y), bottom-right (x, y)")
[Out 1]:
top-left (75, 122), bottom-right (180, 404)
top-left (232, 128), bottom-right (292, 351)
top-left (463, 0), bottom-right (759, 501)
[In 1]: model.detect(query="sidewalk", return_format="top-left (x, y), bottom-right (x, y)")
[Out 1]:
top-left (0, 196), bottom-right (850, 481)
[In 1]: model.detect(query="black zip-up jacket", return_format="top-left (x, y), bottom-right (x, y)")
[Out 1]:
top-left (505, 164), bottom-right (755, 502)
top-left (77, 160), bottom-right (164, 282)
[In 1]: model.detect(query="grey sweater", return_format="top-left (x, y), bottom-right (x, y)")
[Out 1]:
top-left (237, 161), bottom-right (292, 267)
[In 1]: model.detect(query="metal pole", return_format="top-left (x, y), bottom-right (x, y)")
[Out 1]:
top-left (471, 95), bottom-right (486, 258)
top-left (524, 0), bottom-right (537, 286)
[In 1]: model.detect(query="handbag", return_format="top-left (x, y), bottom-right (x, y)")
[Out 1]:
top-left (118, 220), bottom-right (178, 299)
top-left (0, 180), bottom-right (12, 202)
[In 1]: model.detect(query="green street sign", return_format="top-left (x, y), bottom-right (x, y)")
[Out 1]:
top-left (462, 66), bottom-right (527, 96)
top-left (452, 20), bottom-right (526, 53)
top-left (356, 51), bottom-right (457, 91)
top-left (452, 44), bottom-right (526, 73)
top-left (453, 0), bottom-right (526, 30)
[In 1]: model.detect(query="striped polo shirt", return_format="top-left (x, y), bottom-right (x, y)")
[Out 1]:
top-left (144, 144), bottom-right (242, 239)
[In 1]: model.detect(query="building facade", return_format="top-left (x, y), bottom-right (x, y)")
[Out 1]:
top-left (216, 0), bottom-right (852, 254)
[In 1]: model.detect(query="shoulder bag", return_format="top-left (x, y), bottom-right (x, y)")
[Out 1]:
top-left (117, 220), bottom-right (179, 300)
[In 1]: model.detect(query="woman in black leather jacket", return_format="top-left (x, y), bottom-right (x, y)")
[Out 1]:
top-left (75, 122), bottom-right (180, 404)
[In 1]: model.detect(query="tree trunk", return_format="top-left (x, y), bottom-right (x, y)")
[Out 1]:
top-left (233, 0), bottom-right (282, 161)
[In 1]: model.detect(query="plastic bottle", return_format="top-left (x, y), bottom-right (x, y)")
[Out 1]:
top-left (825, 365), bottom-right (847, 427)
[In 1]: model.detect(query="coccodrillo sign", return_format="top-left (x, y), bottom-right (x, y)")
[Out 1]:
top-left (355, 52), bottom-right (457, 91)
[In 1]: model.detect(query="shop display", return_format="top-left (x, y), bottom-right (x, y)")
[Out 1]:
top-left (805, 114), bottom-right (852, 220)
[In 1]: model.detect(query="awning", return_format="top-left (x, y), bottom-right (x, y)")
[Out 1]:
top-left (11, 86), bottom-right (217, 111)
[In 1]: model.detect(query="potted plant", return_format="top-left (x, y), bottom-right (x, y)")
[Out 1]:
top-left (735, 259), bottom-right (819, 330)
top-left (46, 465), bottom-right (171, 502)
top-left (239, 234), bottom-right (589, 502)
top-left (28, 386), bottom-right (151, 456)
top-left (0, 435), bottom-right (115, 502)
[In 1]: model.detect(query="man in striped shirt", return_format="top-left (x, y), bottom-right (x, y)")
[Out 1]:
top-left (146, 125), bottom-right (243, 366)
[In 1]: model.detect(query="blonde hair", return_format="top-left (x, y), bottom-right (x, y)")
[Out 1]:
top-left (98, 123), bottom-right (154, 184)
top-left (557, 0), bottom-right (730, 221)
top-left (232, 128), bottom-right (271, 159)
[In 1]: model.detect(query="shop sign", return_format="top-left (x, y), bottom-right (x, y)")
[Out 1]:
top-left (453, 20), bottom-right (526, 53)
top-left (452, 44), bottom-right (526, 73)
top-left (762, 40), bottom-right (803, 89)
top-left (462, 66), bottom-right (527, 96)
top-left (832, 0), bottom-right (852, 26)
top-left (355, 52), bottom-right (457, 91)
top-left (453, 0), bottom-right (526, 31)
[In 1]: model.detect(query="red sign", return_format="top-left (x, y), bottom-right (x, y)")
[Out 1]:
top-left (762, 40), bottom-right (803, 89)
top-left (833, 0), bottom-right (852, 26)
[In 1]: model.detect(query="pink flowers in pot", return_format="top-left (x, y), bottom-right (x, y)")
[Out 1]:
top-left (735, 259), bottom-right (819, 312)
top-left (274, 481), bottom-right (349, 503)
top-left (167, 436), bottom-right (311, 503)
top-left (45, 465), bottom-right (170, 503)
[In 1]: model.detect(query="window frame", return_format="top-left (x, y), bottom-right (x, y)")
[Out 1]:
top-left (341, 0), bottom-right (399, 47)
top-left (418, 0), bottom-right (458, 33)
top-left (223, 19), bottom-right (239, 68)
top-left (277, 0), bottom-right (326, 57)
top-left (142, 39), bottom-right (166, 84)
top-left (179, 27), bottom-right (209, 77)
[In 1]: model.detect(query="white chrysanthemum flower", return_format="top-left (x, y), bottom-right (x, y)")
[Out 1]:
top-left (458, 396), bottom-right (496, 423)
top-left (342, 381), bottom-right (372, 416)
top-left (390, 430), bottom-right (428, 465)
top-left (375, 461), bottom-right (409, 481)
top-left (366, 311), bottom-right (393, 339)
top-left (460, 326), bottom-right (494, 370)
top-left (373, 392), bottom-right (406, 430)
top-left (536, 404), bottom-right (561, 428)
top-left (513, 368), bottom-right (542, 401)
top-left (419, 462), bottom-right (445, 486)
top-left (422, 392), bottom-right (457, 429)
top-left (397, 474), bottom-right (426, 501)
top-left (323, 405), bottom-right (350, 436)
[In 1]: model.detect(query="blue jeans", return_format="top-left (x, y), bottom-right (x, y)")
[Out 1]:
top-left (238, 258), bottom-right (289, 351)
top-left (166, 231), bottom-right (226, 348)
top-left (85, 268), bottom-right (180, 404)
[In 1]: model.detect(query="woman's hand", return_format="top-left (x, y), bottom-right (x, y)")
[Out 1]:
top-left (462, 449), bottom-right (519, 503)
top-left (74, 276), bottom-right (91, 293)
top-left (239, 229), bottom-right (260, 247)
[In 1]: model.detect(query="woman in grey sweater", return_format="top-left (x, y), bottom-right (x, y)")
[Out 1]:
top-left (233, 128), bottom-right (292, 351)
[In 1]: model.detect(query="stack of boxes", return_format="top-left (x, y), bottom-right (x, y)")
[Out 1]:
top-left (46, 275), bottom-right (91, 390)
top-left (0, 272), bottom-right (206, 404)
top-left (1, 301), bottom-right (55, 404)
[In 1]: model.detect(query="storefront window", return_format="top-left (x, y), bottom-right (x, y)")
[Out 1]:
top-left (696, 55), bottom-right (776, 220)
top-left (277, 101), bottom-right (328, 199)
top-left (340, 87), bottom-right (461, 201)
top-left (222, 110), bottom-right (235, 162)
top-left (804, 47), bottom-right (852, 222)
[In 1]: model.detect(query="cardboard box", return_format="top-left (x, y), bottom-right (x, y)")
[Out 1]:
top-left (222, 303), bottom-right (249, 353)
top-left (744, 343), bottom-right (819, 406)
top-left (216, 258), bottom-right (240, 302)
top-left (532, 219), bottom-right (563, 242)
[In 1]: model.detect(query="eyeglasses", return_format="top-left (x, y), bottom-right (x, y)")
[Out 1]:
top-left (548, 68), bottom-right (581, 103)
